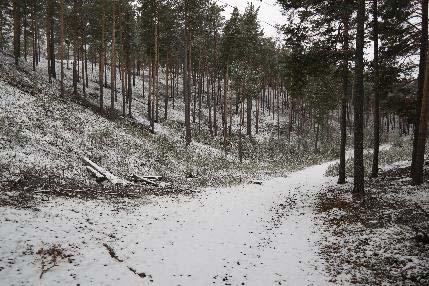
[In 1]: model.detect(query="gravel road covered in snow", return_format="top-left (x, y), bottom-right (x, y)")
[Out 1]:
top-left (0, 163), bottom-right (335, 285)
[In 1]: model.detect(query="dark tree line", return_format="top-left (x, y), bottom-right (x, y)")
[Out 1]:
top-left (278, 0), bottom-right (429, 191)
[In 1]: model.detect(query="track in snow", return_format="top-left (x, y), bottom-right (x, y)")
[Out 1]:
top-left (0, 162), bottom-right (336, 285)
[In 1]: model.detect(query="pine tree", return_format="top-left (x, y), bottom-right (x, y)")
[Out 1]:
top-left (12, 0), bottom-right (21, 65)
top-left (413, 46), bottom-right (429, 185)
top-left (411, 0), bottom-right (429, 184)
top-left (353, 0), bottom-right (365, 193)
top-left (99, 0), bottom-right (106, 111)
top-left (59, 0), bottom-right (65, 97)
top-left (111, 0), bottom-right (117, 110)
top-left (371, 0), bottom-right (380, 178)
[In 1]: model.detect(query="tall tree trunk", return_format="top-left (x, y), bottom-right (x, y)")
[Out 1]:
top-left (12, 0), bottom-right (21, 65)
top-left (256, 89), bottom-right (260, 134)
top-left (127, 50), bottom-right (132, 117)
top-left (60, 0), bottom-right (65, 97)
top-left (148, 58), bottom-right (152, 122)
top-left (32, 2), bottom-right (36, 71)
top-left (165, 54), bottom-right (169, 120)
top-left (411, 0), bottom-right (429, 181)
top-left (49, 1), bottom-right (56, 79)
top-left (246, 94), bottom-right (252, 137)
top-left (223, 68), bottom-right (228, 152)
top-left (154, 20), bottom-right (159, 122)
top-left (81, 44), bottom-right (86, 96)
top-left (99, 0), bottom-right (106, 111)
top-left (23, 5), bottom-right (27, 61)
top-left (353, 0), bottom-right (365, 193)
top-left (413, 47), bottom-right (429, 185)
top-left (371, 0), bottom-right (380, 178)
top-left (338, 8), bottom-right (350, 184)
top-left (111, 0), bottom-right (116, 110)
top-left (184, 4), bottom-right (192, 146)
top-left (239, 100), bottom-right (243, 163)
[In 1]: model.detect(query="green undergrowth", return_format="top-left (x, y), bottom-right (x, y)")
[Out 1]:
top-left (325, 135), bottom-right (415, 178)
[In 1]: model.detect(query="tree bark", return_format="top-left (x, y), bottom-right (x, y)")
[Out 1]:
top-left (411, 0), bottom-right (429, 181)
top-left (60, 0), bottom-right (65, 97)
top-left (184, 2), bottom-right (192, 145)
top-left (99, 0), bottom-right (106, 111)
top-left (12, 0), bottom-right (21, 65)
top-left (111, 0), bottom-right (116, 110)
top-left (371, 0), bottom-right (380, 178)
top-left (223, 68), bottom-right (229, 152)
top-left (353, 0), bottom-right (365, 193)
top-left (413, 47), bottom-right (429, 185)
top-left (338, 8), bottom-right (350, 184)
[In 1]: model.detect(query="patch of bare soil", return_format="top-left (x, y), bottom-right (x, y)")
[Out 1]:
top-left (316, 166), bottom-right (429, 285)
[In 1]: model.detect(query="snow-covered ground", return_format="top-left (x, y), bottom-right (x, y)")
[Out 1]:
top-left (0, 161), bottom-right (336, 285)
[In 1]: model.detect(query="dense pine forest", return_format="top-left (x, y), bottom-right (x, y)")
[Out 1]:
top-left (0, 0), bottom-right (428, 285)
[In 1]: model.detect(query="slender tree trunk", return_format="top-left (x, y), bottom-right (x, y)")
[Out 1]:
top-left (411, 0), bottom-right (429, 180)
top-left (48, 1), bottom-right (56, 79)
top-left (315, 122), bottom-right (320, 153)
top-left (155, 21), bottom-right (159, 122)
top-left (99, 0), bottom-right (106, 111)
top-left (246, 94), bottom-right (252, 137)
top-left (223, 68), bottom-right (228, 152)
top-left (81, 45), bottom-right (86, 96)
top-left (277, 83), bottom-right (280, 139)
top-left (111, 0), bottom-right (116, 110)
top-left (208, 71), bottom-right (213, 136)
top-left (353, 0), bottom-right (365, 193)
top-left (85, 46), bottom-right (88, 88)
top-left (338, 11), bottom-right (350, 184)
top-left (32, 2), bottom-right (36, 71)
top-left (239, 100), bottom-right (243, 163)
top-left (164, 54), bottom-right (169, 120)
top-left (371, 0), bottom-right (380, 178)
top-left (12, 0), bottom-right (21, 65)
top-left (256, 89), bottom-right (260, 134)
top-left (184, 5), bottom-right (192, 145)
top-left (148, 58), bottom-right (152, 121)
top-left (23, 5), bottom-right (27, 61)
top-left (60, 0), bottom-right (65, 97)
top-left (413, 47), bottom-right (429, 185)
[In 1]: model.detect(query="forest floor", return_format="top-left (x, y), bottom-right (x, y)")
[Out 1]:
top-left (1, 158), bottom-right (428, 285)
top-left (316, 162), bottom-right (429, 285)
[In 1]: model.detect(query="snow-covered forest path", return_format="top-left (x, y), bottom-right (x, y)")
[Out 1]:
top-left (1, 162), bottom-right (336, 285)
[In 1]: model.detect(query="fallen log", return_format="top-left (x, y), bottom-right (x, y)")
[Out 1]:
top-left (86, 166), bottom-right (106, 183)
top-left (83, 157), bottom-right (128, 185)
top-left (131, 174), bottom-right (159, 187)
top-left (140, 175), bottom-right (162, 181)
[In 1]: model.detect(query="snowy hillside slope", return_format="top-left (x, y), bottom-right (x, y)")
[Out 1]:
top-left (0, 50), bottom-right (336, 188)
